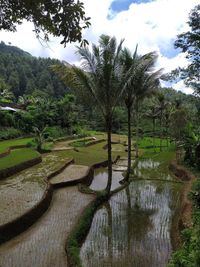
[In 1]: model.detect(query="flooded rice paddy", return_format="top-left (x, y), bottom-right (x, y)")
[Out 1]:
top-left (0, 186), bottom-right (94, 267)
top-left (81, 156), bottom-right (182, 267)
top-left (0, 151), bottom-right (69, 226)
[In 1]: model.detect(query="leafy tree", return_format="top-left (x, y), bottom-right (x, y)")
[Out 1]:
top-left (0, 77), bottom-right (14, 103)
top-left (57, 94), bottom-right (77, 130)
top-left (0, 0), bottom-right (90, 46)
top-left (53, 34), bottom-right (125, 195)
top-left (33, 126), bottom-right (47, 152)
top-left (170, 100), bottom-right (188, 157)
top-left (174, 4), bottom-right (200, 93)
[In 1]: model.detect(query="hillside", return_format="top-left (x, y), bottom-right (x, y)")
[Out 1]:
top-left (0, 41), bottom-right (67, 98)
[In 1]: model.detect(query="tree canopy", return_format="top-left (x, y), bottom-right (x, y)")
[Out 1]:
top-left (0, 0), bottom-right (90, 46)
top-left (174, 4), bottom-right (200, 93)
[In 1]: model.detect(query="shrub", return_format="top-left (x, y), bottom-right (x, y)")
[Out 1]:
top-left (0, 127), bottom-right (23, 140)
top-left (45, 126), bottom-right (68, 139)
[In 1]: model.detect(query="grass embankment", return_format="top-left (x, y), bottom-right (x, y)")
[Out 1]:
top-left (66, 192), bottom-right (107, 267)
top-left (58, 141), bottom-right (127, 166)
top-left (0, 148), bottom-right (40, 171)
top-left (168, 166), bottom-right (200, 267)
top-left (0, 137), bottom-right (32, 154)
top-left (138, 136), bottom-right (172, 152)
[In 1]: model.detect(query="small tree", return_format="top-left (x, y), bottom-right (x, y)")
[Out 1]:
top-left (33, 126), bottom-right (47, 152)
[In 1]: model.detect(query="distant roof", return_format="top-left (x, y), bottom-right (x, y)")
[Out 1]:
top-left (0, 106), bottom-right (20, 112)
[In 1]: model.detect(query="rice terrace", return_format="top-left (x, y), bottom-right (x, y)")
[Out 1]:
top-left (0, 1), bottom-right (200, 267)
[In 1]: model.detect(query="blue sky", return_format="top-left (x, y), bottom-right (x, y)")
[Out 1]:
top-left (0, 0), bottom-right (199, 94)
top-left (110, 0), bottom-right (152, 12)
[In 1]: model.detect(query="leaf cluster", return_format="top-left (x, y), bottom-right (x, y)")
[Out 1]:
top-left (0, 0), bottom-right (90, 45)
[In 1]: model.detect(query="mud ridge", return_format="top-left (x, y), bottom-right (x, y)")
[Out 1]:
top-left (0, 158), bottom-right (74, 244)
top-left (169, 161), bottom-right (196, 249)
top-left (0, 181), bottom-right (53, 244)
top-left (0, 156), bottom-right (42, 180)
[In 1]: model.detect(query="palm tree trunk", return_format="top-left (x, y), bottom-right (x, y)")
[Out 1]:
top-left (153, 118), bottom-right (156, 152)
top-left (135, 102), bottom-right (139, 158)
top-left (166, 122), bottom-right (169, 147)
top-left (160, 111), bottom-right (162, 152)
top-left (105, 117), bottom-right (112, 194)
top-left (125, 105), bottom-right (131, 181)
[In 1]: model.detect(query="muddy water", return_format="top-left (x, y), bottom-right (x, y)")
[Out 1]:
top-left (81, 157), bottom-right (182, 267)
top-left (90, 168), bottom-right (123, 191)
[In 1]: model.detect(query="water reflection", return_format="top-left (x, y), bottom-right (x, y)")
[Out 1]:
top-left (134, 159), bottom-right (174, 181)
top-left (81, 158), bottom-right (182, 267)
top-left (90, 168), bottom-right (124, 191)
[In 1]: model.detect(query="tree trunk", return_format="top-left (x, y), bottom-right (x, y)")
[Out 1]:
top-left (160, 110), bottom-right (163, 152)
top-left (105, 117), bottom-right (112, 195)
top-left (125, 105), bottom-right (132, 182)
top-left (153, 117), bottom-right (156, 152)
top-left (135, 102), bottom-right (139, 158)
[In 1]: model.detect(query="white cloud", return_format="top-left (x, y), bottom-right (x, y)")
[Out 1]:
top-left (157, 52), bottom-right (189, 73)
top-left (173, 80), bottom-right (193, 95)
top-left (0, 0), bottom-right (199, 94)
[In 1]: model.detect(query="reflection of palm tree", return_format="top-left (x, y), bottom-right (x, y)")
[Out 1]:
top-left (103, 202), bottom-right (113, 266)
top-left (124, 185), bottom-right (155, 241)
top-left (126, 187), bottom-right (131, 252)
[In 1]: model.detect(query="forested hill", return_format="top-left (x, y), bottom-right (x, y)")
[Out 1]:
top-left (0, 41), bottom-right (67, 98)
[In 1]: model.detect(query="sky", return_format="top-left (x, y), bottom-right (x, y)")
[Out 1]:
top-left (0, 0), bottom-right (199, 94)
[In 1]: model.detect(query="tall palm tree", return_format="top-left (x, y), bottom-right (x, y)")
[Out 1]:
top-left (52, 35), bottom-right (125, 195)
top-left (157, 93), bottom-right (168, 151)
top-left (120, 47), bottom-right (162, 182)
top-left (145, 100), bottom-right (160, 152)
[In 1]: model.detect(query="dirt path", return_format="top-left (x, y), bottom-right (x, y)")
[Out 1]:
top-left (0, 186), bottom-right (94, 267)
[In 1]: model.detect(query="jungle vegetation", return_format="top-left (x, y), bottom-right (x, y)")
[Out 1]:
top-left (0, 2), bottom-right (199, 264)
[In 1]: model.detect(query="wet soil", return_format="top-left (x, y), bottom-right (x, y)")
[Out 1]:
top-left (50, 165), bottom-right (89, 185)
top-left (0, 152), bottom-right (69, 226)
top-left (0, 186), bottom-right (94, 267)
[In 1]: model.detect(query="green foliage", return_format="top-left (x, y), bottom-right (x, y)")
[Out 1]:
top-left (169, 170), bottom-right (200, 267)
top-left (0, 127), bottom-right (23, 141)
top-left (173, 5), bottom-right (200, 93)
top-left (44, 126), bottom-right (68, 140)
top-left (138, 136), bottom-right (168, 148)
top-left (0, 42), bottom-right (67, 98)
top-left (0, 1), bottom-right (90, 46)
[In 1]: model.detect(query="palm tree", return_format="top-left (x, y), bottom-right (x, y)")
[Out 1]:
top-left (157, 93), bottom-right (167, 151)
top-left (120, 47), bottom-right (162, 181)
top-left (52, 35), bottom-right (125, 195)
top-left (145, 101), bottom-right (160, 152)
